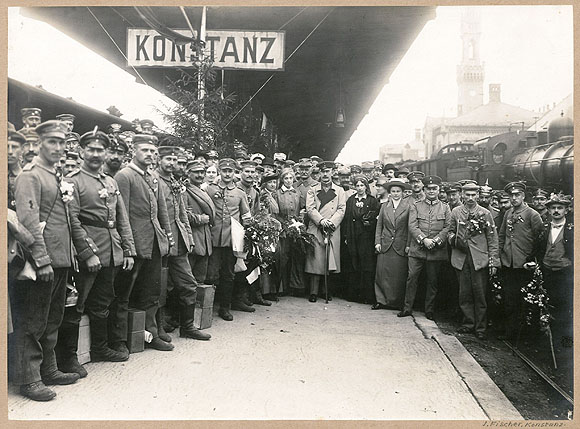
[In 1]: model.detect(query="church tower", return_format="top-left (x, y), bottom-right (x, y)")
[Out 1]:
top-left (456, 8), bottom-right (484, 116)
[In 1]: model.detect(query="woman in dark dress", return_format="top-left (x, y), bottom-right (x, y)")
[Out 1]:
top-left (373, 179), bottom-right (411, 310)
top-left (344, 175), bottom-right (380, 303)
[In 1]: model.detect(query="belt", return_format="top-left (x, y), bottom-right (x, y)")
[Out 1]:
top-left (79, 216), bottom-right (116, 229)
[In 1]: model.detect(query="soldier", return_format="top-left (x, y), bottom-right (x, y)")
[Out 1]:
top-left (497, 182), bottom-right (544, 340)
top-left (110, 134), bottom-right (175, 352)
top-left (139, 119), bottom-right (154, 134)
top-left (56, 114), bottom-right (75, 133)
top-left (399, 175), bottom-right (450, 320)
top-left (448, 183), bottom-right (499, 340)
top-left (56, 130), bottom-right (136, 377)
top-left (297, 159), bottom-right (318, 210)
top-left (184, 159), bottom-right (215, 284)
top-left (310, 165), bottom-right (321, 182)
top-left (206, 149), bottom-right (219, 167)
top-left (174, 150), bottom-right (189, 182)
top-left (11, 120), bottom-right (79, 401)
top-left (495, 191), bottom-right (511, 230)
top-left (63, 152), bottom-right (80, 176)
top-left (20, 128), bottom-right (40, 166)
top-left (102, 134), bottom-right (129, 177)
top-left (206, 158), bottom-right (251, 321)
top-left (8, 129), bottom-right (25, 210)
top-left (445, 182), bottom-right (462, 211)
top-left (19, 107), bottom-right (42, 131)
top-left (273, 152), bottom-right (287, 172)
top-left (156, 146), bottom-right (211, 341)
top-left (305, 161), bottom-right (346, 302)
top-left (478, 182), bottom-right (499, 220)
top-left (406, 171), bottom-right (426, 203)
top-left (108, 123), bottom-right (122, 139)
top-left (531, 188), bottom-right (551, 222)
top-left (65, 132), bottom-right (81, 153)
top-left (250, 152), bottom-right (265, 165)
top-left (233, 160), bottom-right (260, 312)
top-left (338, 166), bottom-right (355, 199)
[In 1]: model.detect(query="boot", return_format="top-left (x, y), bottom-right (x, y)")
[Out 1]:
top-left (252, 284), bottom-right (272, 306)
top-left (145, 337), bottom-right (174, 351)
top-left (56, 308), bottom-right (82, 375)
top-left (231, 300), bottom-right (256, 312)
top-left (90, 317), bottom-right (129, 362)
top-left (179, 304), bottom-right (211, 340)
top-left (218, 304), bottom-right (234, 321)
top-left (156, 306), bottom-right (172, 343)
top-left (42, 370), bottom-right (80, 385)
top-left (241, 284), bottom-right (254, 307)
top-left (59, 356), bottom-right (88, 379)
top-left (20, 382), bottom-right (56, 401)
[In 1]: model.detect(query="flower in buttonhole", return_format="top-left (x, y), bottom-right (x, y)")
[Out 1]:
top-left (98, 188), bottom-right (109, 199)
top-left (60, 181), bottom-right (75, 203)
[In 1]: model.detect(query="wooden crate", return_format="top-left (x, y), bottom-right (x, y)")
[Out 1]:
top-left (77, 314), bottom-right (91, 365)
top-left (196, 284), bottom-right (216, 308)
top-left (193, 303), bottom-right (213, 330)
top-left (127, 309), bottom-right (145, 353)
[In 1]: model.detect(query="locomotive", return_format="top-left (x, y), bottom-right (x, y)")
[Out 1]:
top-left (402, 113), bottom-right (574, 194)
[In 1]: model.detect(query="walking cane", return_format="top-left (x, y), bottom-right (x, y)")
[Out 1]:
top-left (323, 229), bottom-right (331, 304)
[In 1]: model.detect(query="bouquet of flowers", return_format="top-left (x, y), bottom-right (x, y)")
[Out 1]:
top-left (489, 272), bottom-right (502, 306)
top-left (521, 265), bottom-right (552, 332)
top-left (279, 216), bottom-right (317, 254)
top-left (465, 211), bottom-right (492, 237)
top-left (60, 180), bottom-right (75, 204)
top-left (243, 213), bottom-right (282, 270)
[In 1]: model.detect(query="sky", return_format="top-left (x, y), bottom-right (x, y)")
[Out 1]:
top-left (8, 6), bottom-right (573, 162)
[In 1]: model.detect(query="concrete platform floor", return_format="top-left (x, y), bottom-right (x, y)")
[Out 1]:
top-left (8, 297), bottom-right (522, 420)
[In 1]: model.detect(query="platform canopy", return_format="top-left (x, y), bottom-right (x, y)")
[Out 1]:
top-left (22, 6), bottom-right (435, 160)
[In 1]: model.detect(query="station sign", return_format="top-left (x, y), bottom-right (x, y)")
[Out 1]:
top-left (127, 28), bottom-right (285, 70)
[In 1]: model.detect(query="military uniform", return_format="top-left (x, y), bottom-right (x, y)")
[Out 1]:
top-left (402, 178), bottom-right (451, 317)
top-left (448, 196), bottom-right (499, 336)
top-left (206, 164), bottom-right (251, 318)
top-left (297, 176), bottom-right (318, 210)
top-left (158, 160), bottom-right (210, 340)
top-left (10, 120), bottom-right (76, 396)
top-left (111, 157), bottom-right (173, 348)
top-left (498, 182), bottom-right (544, 339)
top-left (184, 179), bottom-right (216, 284)
top-left (56, 161), bottom-right (136, 368)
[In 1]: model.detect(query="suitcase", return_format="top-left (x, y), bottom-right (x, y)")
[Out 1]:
top-left (127, 309), bottom-right (145, 353)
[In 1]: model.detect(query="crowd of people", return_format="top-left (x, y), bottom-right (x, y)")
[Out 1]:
top-left (7, 108), bottom-right (574, 402)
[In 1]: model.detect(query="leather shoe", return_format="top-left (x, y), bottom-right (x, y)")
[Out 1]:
top-left (218, 307), bottom-right (233, 321)
top-left (397, 310), bottom-right (412, 318)
top-left (110, 342), bottom-right (130, 356)
top-left (254, 297), bottom-right (272, 306)
top-left (309, 294), bottom-right (317, 303)
top-left (42, 370), bottom-right (80, 385)
top-left (20, 381), bottom-right (56, 401)
top-left (91, 347), bottom-right (129, 362)
top-left (371, 303), bottom-right (387, 310)
top-left (231, 301), bottom-right (256, 312)
top-left (425, 312), bottom-right (434, 321)
top-left (145, 337), bottom-right (174, 351)
top-left (158, 330), bottom-right (172, 343)
top-left (59, 359), bottom-right (88, 378)
top-left (180, 328), bottom-right (211, 340)
top-left (476, 332), bottom-right (487, 340)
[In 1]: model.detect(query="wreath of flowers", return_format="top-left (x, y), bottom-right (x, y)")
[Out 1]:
top-left (465, 211), bottom-right (492, 237)
top-left (521, 265), bottom-right (552, 332)
top-left (243, 213), bottom-right (282, 271)
top-left (279, 216), bottom-right (317, 254)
